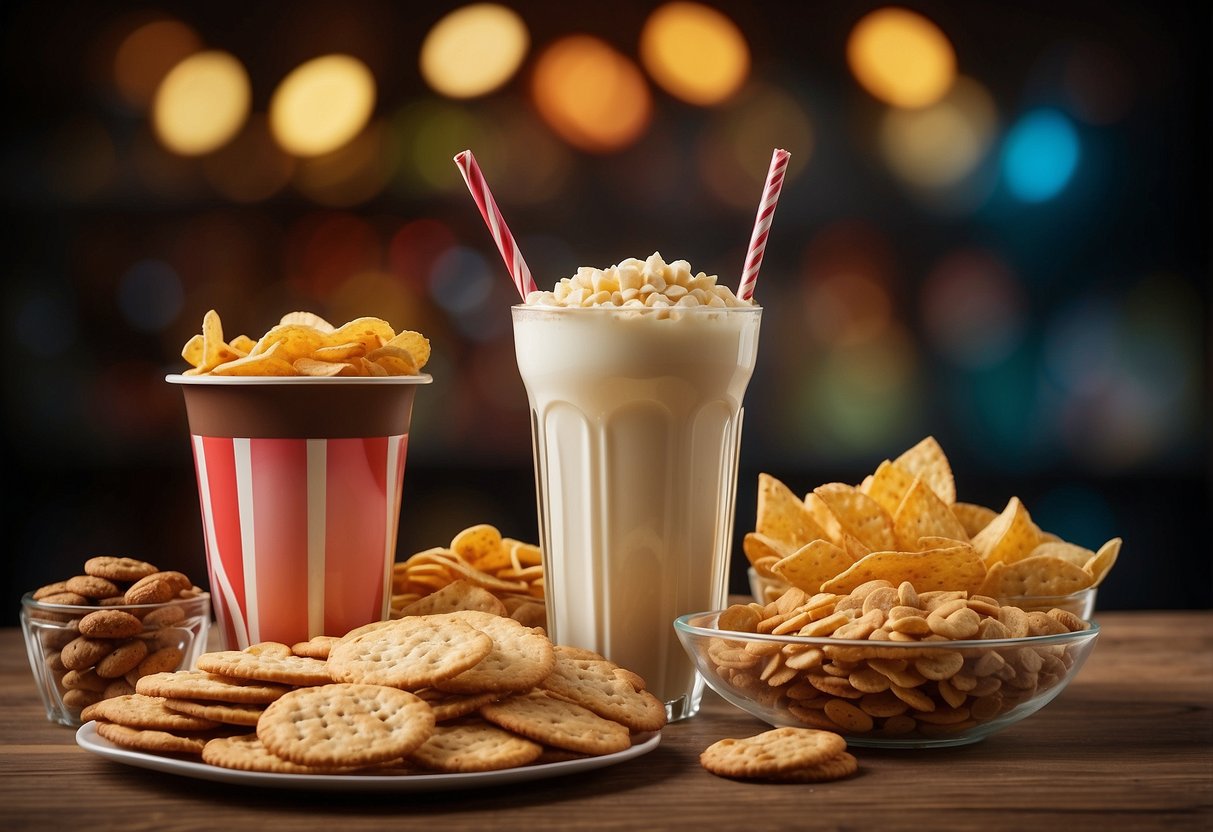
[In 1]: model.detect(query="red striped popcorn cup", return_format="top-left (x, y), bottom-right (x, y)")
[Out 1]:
top-left (166, 375), bottom-right (431, 649)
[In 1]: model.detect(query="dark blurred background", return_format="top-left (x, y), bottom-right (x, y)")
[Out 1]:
top-left (1, 0), bottom-right (1208, 624)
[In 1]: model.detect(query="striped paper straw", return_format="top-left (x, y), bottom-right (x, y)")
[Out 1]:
top-left (453, 149), bottom-right (538, 300)
top-left (737, 148), bottom-right (791, 302)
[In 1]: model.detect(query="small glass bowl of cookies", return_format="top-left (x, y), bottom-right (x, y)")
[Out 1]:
top-left (676, 579), bottom-right (1100, 749)
top-left (20, 557), bottom-right (211, 728)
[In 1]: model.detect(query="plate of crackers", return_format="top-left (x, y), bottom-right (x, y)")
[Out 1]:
top-left (74, 602), bottom-right (665, 791)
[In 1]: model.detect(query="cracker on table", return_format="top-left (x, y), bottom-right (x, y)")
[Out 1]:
top-left (256, 683), bottom-right (435, 768)
top-left (479, 690), bottom-right (631, 756)
top-left (328, 616), bottom-right (492, 690)
top-left (767, 750), bottom-right (860, 783)
top-left (408, 718), bottom-right (543, 773)
top-left (699, 727), bottom-right (848, 778)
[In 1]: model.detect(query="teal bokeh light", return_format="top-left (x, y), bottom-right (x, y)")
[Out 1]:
top-left (1002, 109), bottom-right (1080, 202)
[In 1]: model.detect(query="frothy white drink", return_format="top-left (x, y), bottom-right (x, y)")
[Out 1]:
top-left (513, 253), bottom-right (760, 720)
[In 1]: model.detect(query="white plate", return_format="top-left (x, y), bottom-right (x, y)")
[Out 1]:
top-left (76, 722), bottom-right (661, 792)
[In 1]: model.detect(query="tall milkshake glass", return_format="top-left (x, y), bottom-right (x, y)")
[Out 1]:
top-left (512, 302), bottom-right (761, 721)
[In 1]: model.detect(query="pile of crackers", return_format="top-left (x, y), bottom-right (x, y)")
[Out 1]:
top-left (84, 600), bottom-right (666, 775)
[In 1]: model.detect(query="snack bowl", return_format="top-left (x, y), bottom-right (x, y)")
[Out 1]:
top-left (21, 592), bottom-right (211, 727)
top-left (674, 608), bottom-right (1099, 749)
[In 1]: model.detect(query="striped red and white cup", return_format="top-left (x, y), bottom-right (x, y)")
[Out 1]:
top-left (167, 375), bottom-right (431, 649)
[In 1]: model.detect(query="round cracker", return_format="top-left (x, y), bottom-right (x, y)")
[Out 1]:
top-left (408, 719), bottom-right (543, 772)
top-left (699, 727), bottom-right (848, 778)
top-left (479, 690), bottom-right (631, 756)
top-left (328, 616), bottom-right (492, 689)
top-left (95, 720), bottom-right (211, 756)
top-left (202, 734), bottom-right (362, 774)
top-left (195, 651), bottom-right (333, 686)
top-left (135, 670), bottom-right (292, 704)
top-left (82, 694), bottom-right (220, 731)
top-left (540, 655), bottom-right (667, 732)
top-left (432, 611), bottom-right (555, 695)
top-left (256, 683), bottom-right (435, 768)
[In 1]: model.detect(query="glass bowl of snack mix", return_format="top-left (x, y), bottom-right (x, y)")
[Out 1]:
top-left (675, 579), bottom-right (1099, 749)
top-left (21, 557), bottom-right (211, 728)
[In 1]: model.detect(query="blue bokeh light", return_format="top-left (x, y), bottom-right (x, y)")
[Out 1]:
top-left (117, 259), bottom-right (184, 332)
top-left (1001, 109), bottom-right (1080, 202)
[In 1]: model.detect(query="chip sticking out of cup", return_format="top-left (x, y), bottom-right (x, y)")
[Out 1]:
top-left (180, 310), bottom-right (430, 377)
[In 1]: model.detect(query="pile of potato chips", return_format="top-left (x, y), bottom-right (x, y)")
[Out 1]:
top-left (391, 523), bottom-right (545, 626)
top-left (744, 437), bottom-right (1121, 605)
top-left (180, 310), bottom-right (430, 377)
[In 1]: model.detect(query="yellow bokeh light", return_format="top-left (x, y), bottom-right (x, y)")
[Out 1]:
top-left (270, 54), bottom-right (377, 158)
top-left (152, 50), bottom-right (251, 156)
top-left (420, 3), bottom-right (529, 98)
top-left (639, 2), bottom-right (750, 106)
top-left (847, 7), bottom-right (956, 108)
top-left (531, 35), bottom-right (652, 153)
top-left (112, 18), bottom-right (203, 110)
top-left (879, 75), bottom-right (997, 188)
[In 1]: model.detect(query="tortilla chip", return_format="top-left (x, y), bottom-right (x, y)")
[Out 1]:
top-left (756, 474), bottom-right (827, 549)
top-left (821, 544), bottom-right (986, 595)
top-left (970, 497), bottom-right (1040, 567)
top-left (1083, 537), bottom-right (1122, 587)
top-left (894, 435), bottom-right (956, 504)
top-left (978, 555), bottom-right (1094, 598)
top-left (893, 477), bottom-right (970, 551)
top-left (812, 483), bottom-right (896, 553)
top-left (772, 539), bottom-right (854, 594)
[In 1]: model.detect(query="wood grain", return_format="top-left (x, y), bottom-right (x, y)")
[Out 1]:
top-left (2, 611), bottom-right (1210, 831)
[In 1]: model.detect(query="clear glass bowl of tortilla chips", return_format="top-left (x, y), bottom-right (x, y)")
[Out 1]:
top-left (675, 584), bottom-right (1100, 749)
top-left (21, 591), bottom-right (211, 728)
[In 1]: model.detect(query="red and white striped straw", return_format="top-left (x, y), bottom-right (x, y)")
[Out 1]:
top-left (737, 148), bottom-right (791, 302)
top-left (453, 149), bottom-right (538, 300)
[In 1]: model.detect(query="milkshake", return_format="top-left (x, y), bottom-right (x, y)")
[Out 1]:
top-left (513, 253), bottom-right (761, 720)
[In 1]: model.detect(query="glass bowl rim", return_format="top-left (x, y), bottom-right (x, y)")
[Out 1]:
top-left (674, 609), bottom-right (1100, 650)
top-left (21, 590), bottom-right (211, 612)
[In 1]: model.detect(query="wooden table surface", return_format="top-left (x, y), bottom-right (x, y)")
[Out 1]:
top-left (2, 611), bottom-right (1211, 831)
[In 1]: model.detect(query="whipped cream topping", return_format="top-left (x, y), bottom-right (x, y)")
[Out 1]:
top-left (523, 252), bottom-right (752, 309)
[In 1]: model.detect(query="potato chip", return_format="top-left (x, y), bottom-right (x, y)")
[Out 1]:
top-left (978, 555), bottom-right (1094, 598)
top-left (1028, 540), bottom-right (1095, 568)
top-left (367, 345), bottom-right (419, 376)
top-left (1083, 537), bottom-right (1121, 587)
top-left (772, 540), bottom-right (854, 594)
top-left (229, 334), bottom-right (255, 355)
top-left (894, 436), bottom-right (956, 504)
top-left (201, 309), bottom-right (244, 372)
top-left (970, 497), bottom-right (1040, 567)
top-left (279, 311), bottom-right (335, 333)
top-left (210, 341), bottom-right (297, 376)
top-left (508, 540), bottom-right (543, 568)
top-left (312, 342), bottom-right (367, 362)
top-left (451, 524), bottom-right (504, 566)
top-left (812, 483), bottom-right (895, 552)
top-left (859, 460), bottom-right (916, 519)
top-left (820, 544), bottom-right (986, 596)
top-left (950, 502), bottom-right (999, 538)
top-left (892, 477), bottom-right (969, 551)
top-left (330, 316), bottom-right (396, 353)
top-left (742, 533), bottom-right (791, 570)
top-left (292, 357), bottom-right (349, 377)
top-left (386, 330), bottom-right (431, 370)
top-left (250, 324), bottom-right (330, 361)
top-left (756, 474), bottom-right (827, 549)
top-left (181, 333), bottom-right (204, 367)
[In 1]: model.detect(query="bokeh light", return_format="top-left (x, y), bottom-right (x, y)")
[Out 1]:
top-left (111, 17), bottom-right (202, 110)
top-left (1001, 109), bottom-right (1080, 202)
top-left (117, 259), bottom-right (184, 332)
top-left (921, 248), bottom-right (1026, 368)
top-left (45, 118), bottom-right (117, 201)
top-left (531, 35), bottom-right (652, 153)
top-left (201, 115), bottom-right (296, 203)
top-left (697, 85), bottom-right (812, 210)
top-left (847, 7), bottom-right (956, 108)
top-left (284, 212), bottom-right (381, 299)
top-left (639, 2), bottom-right (750, 106)
top-left (328, 270), bottom-right (422, 337)
top-left (152, 50), bottom-right (251, 156)
top-left (270, 54), bottom-right (377, 158)
top-left (420, 4), bottom-right (529, 99)
top-left (878, 75), bottom-right (998, 189)
top-left (390, 219), bottom-right (457, 292)
top-left (292, 119), bottom-right (398, 206)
